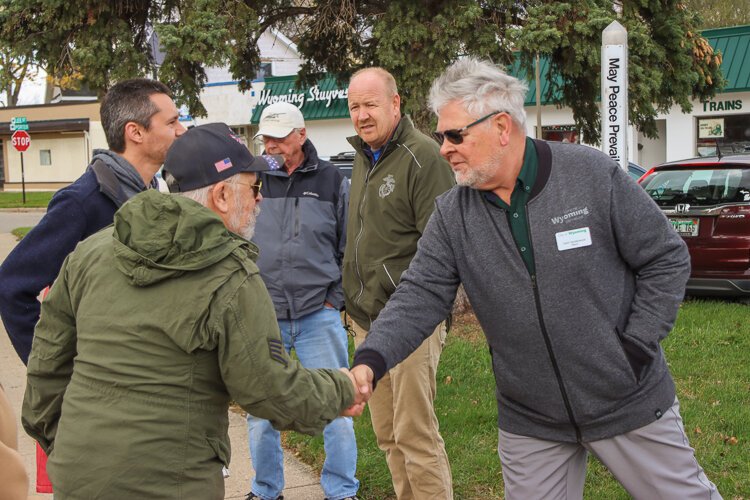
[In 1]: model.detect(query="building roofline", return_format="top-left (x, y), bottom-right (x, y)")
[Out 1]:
top-left (701, 24), bottom-right (750, 38)
top-left (269, 28), bottom-right (299, 54)
top-left (0, 100), bottom-right (101, 111)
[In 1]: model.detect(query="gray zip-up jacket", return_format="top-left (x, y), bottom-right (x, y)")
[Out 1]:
top-left (354, 140), bottom-right (690, 443)
top-left (253, 140), bottom-right (349, 319)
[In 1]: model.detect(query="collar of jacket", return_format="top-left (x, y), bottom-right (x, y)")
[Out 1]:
top-left (346, 116), bottom-right (415, 163)
top-left (474, 138), bottom-right (552, 206)
top-left (265, 139), bottom-right (321, 178)
top-left (529, 138), bottom-right (552, 199)
top-left (90, 156), bottom-right (128, 207)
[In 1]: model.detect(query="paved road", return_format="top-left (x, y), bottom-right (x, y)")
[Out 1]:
top-left (0, 211), bottom-right (45, 233)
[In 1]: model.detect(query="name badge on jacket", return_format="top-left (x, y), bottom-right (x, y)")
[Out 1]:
top-left (555, 227), bottom-right (592, 251)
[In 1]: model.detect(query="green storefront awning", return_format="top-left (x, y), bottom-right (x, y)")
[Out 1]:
top-left (250, 24), bottom-right (750, 119)
top-left (512, 24), bottom-right (750, 106)
top-left (702, 24), bottom-right (750, 93)
top-left (250, 75), bottom-right (350, 123)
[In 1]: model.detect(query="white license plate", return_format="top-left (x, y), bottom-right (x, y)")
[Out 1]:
top-left (669, 217), bottom-right (699, 237)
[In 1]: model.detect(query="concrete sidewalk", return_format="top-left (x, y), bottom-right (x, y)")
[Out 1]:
top-left (0, 232), bottom-right (325, 499)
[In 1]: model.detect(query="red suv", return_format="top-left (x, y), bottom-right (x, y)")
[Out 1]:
top-left (639, 155), bottom-right (750, 301)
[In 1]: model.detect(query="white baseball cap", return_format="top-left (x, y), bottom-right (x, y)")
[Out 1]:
top-left (254, 102), bottom-right (305, 139)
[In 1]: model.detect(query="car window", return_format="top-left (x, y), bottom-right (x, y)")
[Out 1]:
top-left (627, 163), bottom-right (645, 181)
top-left (329, 152), bottom-right (355, 179)
top-left (336, 165), bottom-right (352, 178)
top-left (641, 168), bottom-right (750, 206)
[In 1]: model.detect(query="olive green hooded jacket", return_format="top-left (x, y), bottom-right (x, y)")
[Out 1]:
top-left (343, 117), bottom-right (455, 329)
top-left (22, 190), bottom-right (354, 500)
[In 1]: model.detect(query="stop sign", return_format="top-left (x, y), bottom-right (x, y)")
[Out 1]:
top-left (11, 130), bottom-right (31, 152)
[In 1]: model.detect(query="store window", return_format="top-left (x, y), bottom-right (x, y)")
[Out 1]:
top-left (255, 62), bottom-right (273, 81)
top-left (696, 114), bottom-right (750, 157)
top-left (541, 125), bottom-right (579, 143)
top-left (40, 149), bottom-right (52, 166)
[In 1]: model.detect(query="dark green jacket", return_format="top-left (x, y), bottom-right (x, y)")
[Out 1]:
top-left (343, 117), bottom-right (455, 329)
top-left (22, 190), bottom-right (355, 500)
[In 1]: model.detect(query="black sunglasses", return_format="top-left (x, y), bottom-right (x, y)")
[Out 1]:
top-left (250, 180), bottom-right (263, 199)
top-left (432, 111), bottom-right (504, 145)
top-left (233, 179), bottom-right (263, 199)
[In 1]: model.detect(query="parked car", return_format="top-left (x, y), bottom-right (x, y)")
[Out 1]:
top-left (628, 161), bottom-right (646, 181)
top-left (328, 151), bottom-right (355, 178)
top-left (638, 155), bottom-right (750, 301)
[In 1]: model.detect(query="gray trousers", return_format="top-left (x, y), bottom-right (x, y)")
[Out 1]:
top-left (498, 399), bottom-right (721, 500)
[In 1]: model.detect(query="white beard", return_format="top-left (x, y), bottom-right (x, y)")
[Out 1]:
top-left (230, 205), bottom-right (260, 240)
top-left (454, 147), bottom-right (504, 189)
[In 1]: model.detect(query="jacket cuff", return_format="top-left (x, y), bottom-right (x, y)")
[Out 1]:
top-left (352, 349), bottom-right (387, 390)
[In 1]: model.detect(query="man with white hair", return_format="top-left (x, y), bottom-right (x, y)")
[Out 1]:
top-left (245, 102), bottom-right (358, 500)
top-left (22, 123), bottom-right (364, 499)
top-left (350, 58), bottom-right (721, 499)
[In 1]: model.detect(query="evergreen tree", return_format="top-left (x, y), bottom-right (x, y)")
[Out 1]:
top-left (0, 0), bottom-right (723, 143)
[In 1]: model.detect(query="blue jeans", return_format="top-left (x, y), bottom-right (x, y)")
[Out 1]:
top-left (246, 306), bottom-right (359, 500)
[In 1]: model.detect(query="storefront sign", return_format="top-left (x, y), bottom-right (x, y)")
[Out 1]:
top-left (601, 21), bottom-right (628, 171)
top-left (702, 99), bottom-right (743, 112)
top-left (698, 118), bottom-right (725, 138)
top-left (255, 85), bottom-right (348, 109)
top-left (251, 75), bottom-right (351, 123)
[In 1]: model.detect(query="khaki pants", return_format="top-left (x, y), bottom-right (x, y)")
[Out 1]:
top-left (352, 321), bottom-right (453, 500)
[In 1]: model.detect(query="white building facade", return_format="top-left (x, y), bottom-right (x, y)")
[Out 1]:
top-left (198, 29), bottom-right (354, 159)
top-left (4, 25), bottom-right (749, 189)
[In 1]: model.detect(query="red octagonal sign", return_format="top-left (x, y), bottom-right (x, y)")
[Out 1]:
top-left (11, 130), bottom-right (31, 152)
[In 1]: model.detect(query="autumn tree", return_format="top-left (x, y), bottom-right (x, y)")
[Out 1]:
top-left (682, 0), bottom-right (750, 29)
top-left (0, 49), bottom-right (37, 107)
top-left (0, 0), bottom-right (724, 143)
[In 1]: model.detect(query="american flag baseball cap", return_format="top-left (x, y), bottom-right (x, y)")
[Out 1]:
top-left (162, 122), bottom-right (283, 193)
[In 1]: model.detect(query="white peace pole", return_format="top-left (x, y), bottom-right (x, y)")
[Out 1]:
top-left (601, 21), bottom-right (628, 172)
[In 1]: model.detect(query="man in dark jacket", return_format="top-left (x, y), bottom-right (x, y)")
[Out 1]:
top-left (22, 123), bottom-right (364, 500)
top-left (245, 102), bottom-right (358, 500)
top-left (0, 78), bottom-right (186, 363)
top-left (344, 67), bottom-right (455, 500)
top-left (350, 58), bottom-right (721, 499)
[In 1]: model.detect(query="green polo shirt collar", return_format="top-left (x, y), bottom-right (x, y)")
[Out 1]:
top-left (482, 137), bottom-right (538, 274)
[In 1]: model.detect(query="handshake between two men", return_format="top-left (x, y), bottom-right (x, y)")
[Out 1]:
top-left (339, 365), bottom-right (376, 417)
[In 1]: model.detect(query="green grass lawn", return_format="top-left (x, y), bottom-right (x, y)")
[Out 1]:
top-left (283, 299), bottom-right (750, 499)
top-left (0, 191), bottom-right (54, 208)
top-left (11, 227), bottom-right (32, 240)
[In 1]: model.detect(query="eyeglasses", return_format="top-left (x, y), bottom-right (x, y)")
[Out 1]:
top-left (231, 179), bottom-right (263, 199)
top-left (432, 111), bottom-right (504, 145)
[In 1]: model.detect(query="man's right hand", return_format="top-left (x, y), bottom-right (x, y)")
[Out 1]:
top-left (350, 365), bottom-right (374, 401)
top-left (339, 367), bottom-right (365, 417)
top-left (338, 366), bottom-right (375, 417)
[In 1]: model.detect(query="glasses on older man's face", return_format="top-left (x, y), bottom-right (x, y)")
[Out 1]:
top-left (233, 179), bottom-right (263, 199)
top-left (432, 111), bottom-right (504, 145)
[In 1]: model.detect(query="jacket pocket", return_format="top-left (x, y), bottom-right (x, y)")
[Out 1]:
top-left (206, 436), bottom-right (230, 468)
top-left (378, 261), bottom-right (409, 296)
top-left (616, 328), bottom-right (651, 383)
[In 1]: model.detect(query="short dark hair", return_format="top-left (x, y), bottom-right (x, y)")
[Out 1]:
top-left (100, 78), bottom-right (173, 153)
